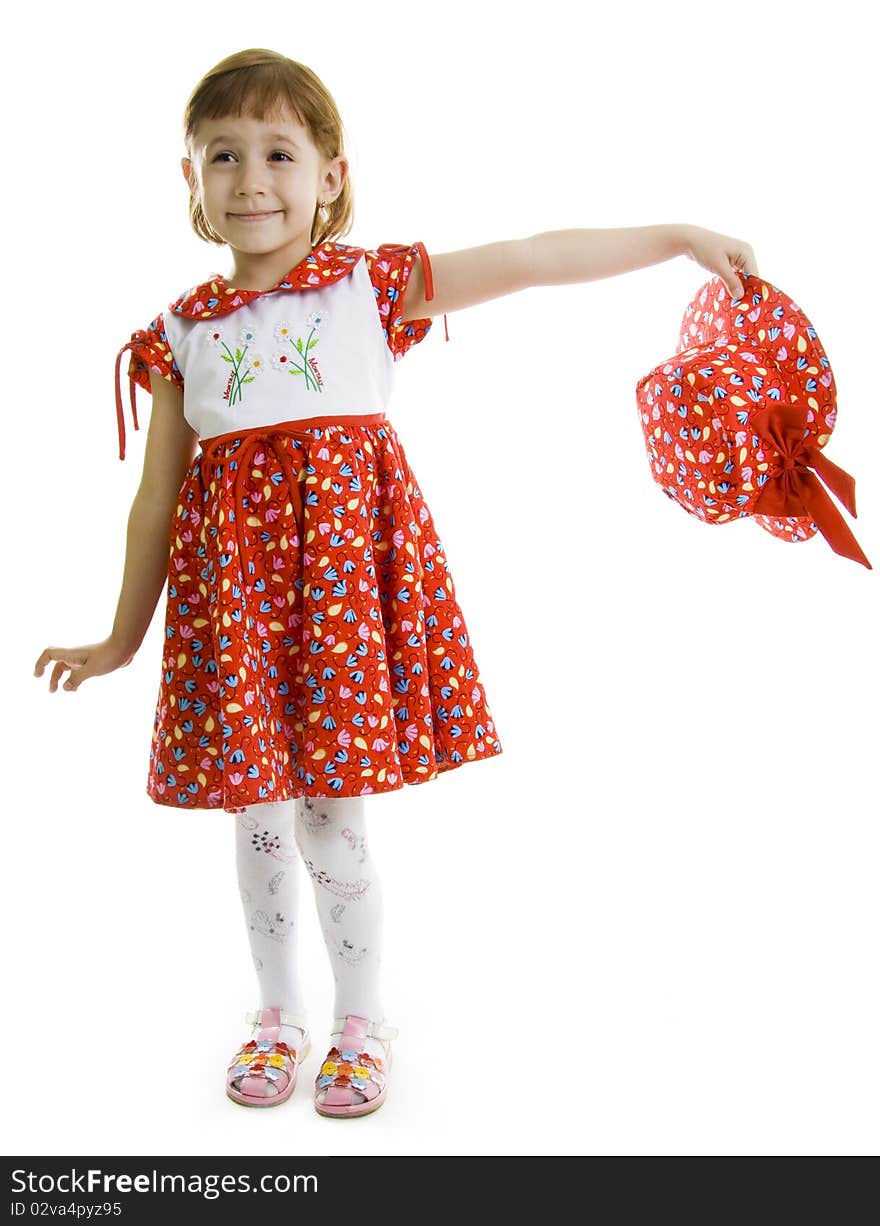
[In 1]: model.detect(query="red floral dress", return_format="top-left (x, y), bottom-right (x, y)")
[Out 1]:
top-left (114, 240), bottom-right (503, 813)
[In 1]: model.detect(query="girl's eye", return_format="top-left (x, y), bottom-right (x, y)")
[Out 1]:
top-left (212, 151), bottom-right (293, 163)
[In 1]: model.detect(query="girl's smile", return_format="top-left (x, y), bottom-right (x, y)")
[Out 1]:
top-left (228, 210), bottom-right (284, 221)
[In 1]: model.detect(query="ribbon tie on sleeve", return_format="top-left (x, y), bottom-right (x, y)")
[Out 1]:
top-left (412, 241), bottom-right (449, 343)
top-left (751, 405), bottom-right (871, 569)
top-left (114, 339), bottom-right (145, 461)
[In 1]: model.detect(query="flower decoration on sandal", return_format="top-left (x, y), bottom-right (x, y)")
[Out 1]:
top-left (316, 1046), bottom-right (386, 1096)
top-left (226, 1007), bottom-right (311, 1108)
top-left (313, 1013), bottom-right (397, 1118)
top-left (228, 1039), bottom-right (299, 1086)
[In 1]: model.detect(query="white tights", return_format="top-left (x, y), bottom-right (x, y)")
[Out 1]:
top-left (234, 795), bottom-right (386, 1053)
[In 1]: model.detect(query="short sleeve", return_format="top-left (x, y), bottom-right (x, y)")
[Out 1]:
top-left (363, 242), bottom-right (434, 361)
top-left (114, 312), bottom-right (184, 461)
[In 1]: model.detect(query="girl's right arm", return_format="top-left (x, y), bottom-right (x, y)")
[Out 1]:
top-left (34, 372), bottom-right (200, 693)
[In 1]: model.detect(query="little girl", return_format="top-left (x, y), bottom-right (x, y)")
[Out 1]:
top-left (33, 47), bottom-right (757, 1119)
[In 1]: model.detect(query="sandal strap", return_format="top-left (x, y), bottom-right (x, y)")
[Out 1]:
top-left (246, 1008), bottom-right (309, 1030)
top-left (331, 1016), bottom-right (398, 1042)
top-left (237, 1065), bottom-right (291, 1093)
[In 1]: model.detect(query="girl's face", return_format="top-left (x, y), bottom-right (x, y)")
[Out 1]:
top-left (182, 106), bottom-right (346, 278)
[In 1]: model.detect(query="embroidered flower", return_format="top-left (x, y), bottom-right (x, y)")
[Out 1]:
top-left (239, 324), bottom-right (259, 346)
top-left (271, 313), bottom-right (326, 392)
top-left (320, 1060), bottom-right (339, 1077)
top-left (205, 326), bottom-right (260, 406)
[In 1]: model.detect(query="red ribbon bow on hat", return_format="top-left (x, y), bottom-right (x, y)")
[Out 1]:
top-left (751, 405), bottom-right (871, 570)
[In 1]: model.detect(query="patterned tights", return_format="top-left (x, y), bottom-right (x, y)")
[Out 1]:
top-left (234, 795), bottom-right (386, 1044)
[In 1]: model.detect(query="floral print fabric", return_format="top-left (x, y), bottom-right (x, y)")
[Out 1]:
top-left (146, 415), bottom-right (503, 813)
top-left (634, 273), bottom-right (869, 567)
top-left (363, 243), bottom-right (434, 361)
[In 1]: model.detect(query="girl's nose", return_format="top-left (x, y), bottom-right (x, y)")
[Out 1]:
top-left (234, 160), bottom-right (271, 194)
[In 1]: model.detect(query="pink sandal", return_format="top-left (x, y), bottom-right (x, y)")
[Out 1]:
top-left (226, 1007), bottom-right (311, 1108)
top-left (314, 1014), bottom-right (399, 1118)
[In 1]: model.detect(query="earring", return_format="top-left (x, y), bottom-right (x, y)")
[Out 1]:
top-left (318, 199), bottom-right (331, 224)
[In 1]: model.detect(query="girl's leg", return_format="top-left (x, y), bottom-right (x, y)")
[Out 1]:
top-left (294, 795), bottom-right (391, 1080)
top-left (234, 799), bottom-right (308, 1060)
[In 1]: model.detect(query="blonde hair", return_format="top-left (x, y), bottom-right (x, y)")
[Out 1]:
top-left (182, 47), bottom-right (355, 248)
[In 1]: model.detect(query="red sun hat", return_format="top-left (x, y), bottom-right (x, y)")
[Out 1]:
top-left (635, 272), bottom-right (870, 569)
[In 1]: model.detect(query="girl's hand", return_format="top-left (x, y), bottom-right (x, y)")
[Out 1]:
top-left (683, 225), bottom-right (760, 299)
top-left (33, 637), bottom-right (135, 693)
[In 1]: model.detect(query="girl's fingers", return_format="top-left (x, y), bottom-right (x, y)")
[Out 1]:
top-left (48, 661), bottom-right (64, 692)
top-left (35, 648), bottom-right (88, 690)
top-left (62, 666), bottom-right (84, 692)
top-left (35, 648), bottom-right (68, 678)
top-left (33, 648), bottom-right (53, 675)
top-left (734, 247), bottom-right (759, 277)
top-left (49, 660), bottom-right (74, 692)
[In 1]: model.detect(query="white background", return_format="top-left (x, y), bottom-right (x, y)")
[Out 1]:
top-left (3, 0), bottom-right (878, 1158)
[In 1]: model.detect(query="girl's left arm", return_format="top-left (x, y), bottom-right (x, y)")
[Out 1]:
top-left (400, 224), bottom-right (759, 321)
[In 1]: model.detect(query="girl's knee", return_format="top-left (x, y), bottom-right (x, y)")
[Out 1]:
top-left (297, 795), bottom-right (366, 838)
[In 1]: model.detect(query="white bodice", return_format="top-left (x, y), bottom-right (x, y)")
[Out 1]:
top-left (163, 255), bottom-right (394, 440)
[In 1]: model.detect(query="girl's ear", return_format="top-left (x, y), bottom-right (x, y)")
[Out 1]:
top-left (181, 156), bottom-right (194, 188)
top-left (324, 153), bottom-right (347, 195)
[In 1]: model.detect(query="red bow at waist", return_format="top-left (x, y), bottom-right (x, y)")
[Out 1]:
top-left (197, 414), bottom-right (386, 575)
top-left (751, 405), bottom-right (871, 569)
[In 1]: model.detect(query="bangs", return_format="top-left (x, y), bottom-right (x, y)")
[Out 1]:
top-left (194, 64), bottom-right (308, 131)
